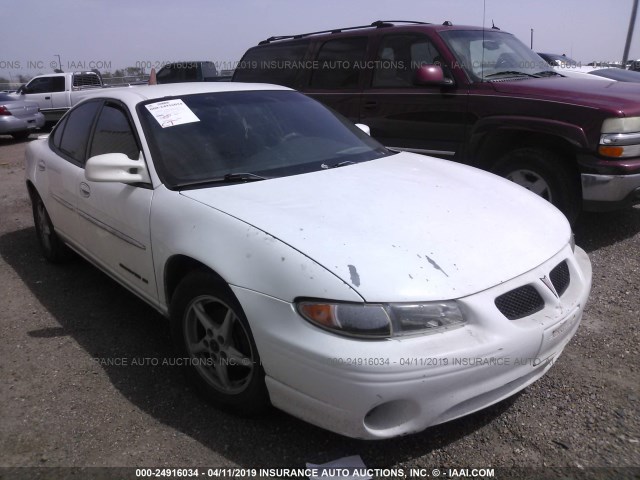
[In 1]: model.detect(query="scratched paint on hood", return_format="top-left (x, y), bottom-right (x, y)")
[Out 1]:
top-left (425, 255), bottom-right (449, 277)
top-left (348, 265), bottom-right (360, 287)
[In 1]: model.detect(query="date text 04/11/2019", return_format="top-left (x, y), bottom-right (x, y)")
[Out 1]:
top-left (326, 357), bottom-right (551, 367)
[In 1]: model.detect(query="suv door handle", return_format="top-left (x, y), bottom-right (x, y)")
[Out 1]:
top-left (363, 101), bottom-right (379, 109)
top-left (44, 96), bottom-right (51, 100)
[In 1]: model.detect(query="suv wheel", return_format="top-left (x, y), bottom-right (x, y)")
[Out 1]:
top-left (493, 148), bottom-right (581, 223)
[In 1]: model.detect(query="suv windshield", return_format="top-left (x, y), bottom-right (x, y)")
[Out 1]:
top-left (138, 90), bottom-right (391, 188)
top-left (440, 30), bottom-right (554, 81)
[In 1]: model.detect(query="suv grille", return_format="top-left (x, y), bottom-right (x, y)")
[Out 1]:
top-left (550, 261), bottom-right (570, 297)
top-left (495, 285), bottom-right (544, 320)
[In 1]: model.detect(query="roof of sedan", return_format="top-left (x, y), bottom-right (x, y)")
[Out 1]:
top-left (74, 82), bottom-right (292, 106)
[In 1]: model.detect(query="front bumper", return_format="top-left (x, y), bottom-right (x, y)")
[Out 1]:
top-left (582, 173), bottom-right (640, 211)
top-left (233, 245), bottom-right (592, 439)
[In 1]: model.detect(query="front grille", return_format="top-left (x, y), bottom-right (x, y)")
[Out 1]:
top-left (550, 261), bottom-right (570, 297)
top-left (495, 285), bottom-right (544, 320)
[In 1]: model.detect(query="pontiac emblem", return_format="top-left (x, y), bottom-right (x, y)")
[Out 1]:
top-left (540, 275), bottom-right (559, 298)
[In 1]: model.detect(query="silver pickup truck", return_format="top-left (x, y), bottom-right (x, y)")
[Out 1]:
top-left (14, 72), bottom-right (104, 123)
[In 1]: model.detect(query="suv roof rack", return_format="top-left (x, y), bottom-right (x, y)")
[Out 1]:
top-left (258, 20), bottom-right (431, 45)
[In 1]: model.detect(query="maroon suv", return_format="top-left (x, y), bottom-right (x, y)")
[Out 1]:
top-left (233, 20), bottom-right (640, 221)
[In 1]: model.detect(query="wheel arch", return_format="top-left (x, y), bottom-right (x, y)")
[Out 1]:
top-left (164, 255), bottom-right (233, 309)
top-left (474, 129), bottom-right (579, 171)
top-left (26, 180), bottom-right (38, 203)
top-left (468, 115), bottom-right (587, 170)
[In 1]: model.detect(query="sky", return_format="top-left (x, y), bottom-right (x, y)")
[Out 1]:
top-left (1, 0), bottom-right (639, 82)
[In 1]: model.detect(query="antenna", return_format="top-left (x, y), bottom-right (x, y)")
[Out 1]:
top-left (482, 0), bottom-right (486, 81)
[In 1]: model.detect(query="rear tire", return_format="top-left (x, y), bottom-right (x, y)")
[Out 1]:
top-left (170, 271), bottom-right (270, 415)
top-left (492, 148), bottom-right (581, 224)
top-left (32, 194), bottom-right (72, 263)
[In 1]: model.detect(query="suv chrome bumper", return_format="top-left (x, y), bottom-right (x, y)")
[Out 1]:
top-left (581, 173), bottom-right (640, 211)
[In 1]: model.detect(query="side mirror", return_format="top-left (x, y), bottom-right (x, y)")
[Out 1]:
top-left (17, 84), bottom-right (26, 94)
top-left (355, 123), bottom-right (371, 136)
top-left (85, 152), bottom-right (151, 184)
top-left (414, 65), bottom-right (454, 86)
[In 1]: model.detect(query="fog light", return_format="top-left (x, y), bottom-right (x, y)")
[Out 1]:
top-left (363, 399), bottom-right (419, 431)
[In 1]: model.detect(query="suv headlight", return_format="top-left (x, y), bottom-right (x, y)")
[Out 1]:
top-left (297, 300), bottom-right (465, 339)
top-left (599, 117), bottom-right (640, 158)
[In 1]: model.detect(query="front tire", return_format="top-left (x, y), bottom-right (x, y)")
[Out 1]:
top-left (492, 148), bottom-right (581, 224)
top-left (170, 271), bottom-right (269, 415)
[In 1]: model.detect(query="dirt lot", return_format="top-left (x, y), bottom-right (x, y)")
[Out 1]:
top-left (0, 134), bottom-right (639, 480)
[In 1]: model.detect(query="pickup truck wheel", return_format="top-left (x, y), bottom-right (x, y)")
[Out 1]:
top-left (170, 272), bottom-right (269, 415)
top-left (493, 148), bottom-right (581, 223)
top-left (32, 195), bottom-right (72, 263)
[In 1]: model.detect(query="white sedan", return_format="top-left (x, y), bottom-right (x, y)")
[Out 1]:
top-left (25, 83), bottom-right (592, 439)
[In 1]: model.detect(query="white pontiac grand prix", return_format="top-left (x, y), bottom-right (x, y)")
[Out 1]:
top-left (25, 83), bottom-right (592, 439)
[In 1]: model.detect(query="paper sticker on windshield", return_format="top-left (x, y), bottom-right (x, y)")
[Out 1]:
top-left (145, 99), bottom-right (200, 128)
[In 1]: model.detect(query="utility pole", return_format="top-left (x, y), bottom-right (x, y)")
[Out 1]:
top-left (622, 0), bottom-right (639, 67)
top-left (530, 29), bottom-right (534, 49)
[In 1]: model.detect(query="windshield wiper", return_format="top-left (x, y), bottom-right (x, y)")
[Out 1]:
top-left (484, 71), bottom-right (540, 79)
top-left (330, 160), bottom-right (356, 168)
top-left (221, 172), bottom-right (267, 182)
top-left (534, 70), bottom-right (563, 77)
top-left (175, 172), bottom-right (268, 189)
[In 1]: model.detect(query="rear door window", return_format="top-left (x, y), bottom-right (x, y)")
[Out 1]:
top-left (310, 37), bottom-right (368, 89)
top-left (57, 100), bottom-right (102, 164)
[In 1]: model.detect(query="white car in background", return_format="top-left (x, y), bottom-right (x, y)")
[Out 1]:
top-left (24, 83), bottom-right (592, 439)
top-left (538, 52), bottom-right (640, 83)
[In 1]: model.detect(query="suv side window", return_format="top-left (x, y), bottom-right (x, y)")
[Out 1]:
top-left (234, 42), bottom-right (309, 87)
top-left (310, 37), bottom-right (368, 89)
top-left (373, 34), bottom-right (444, 87)
top-left (58, 100), bottom-right (101, 164)
top-left (89, 103), bottom-right (139, 160)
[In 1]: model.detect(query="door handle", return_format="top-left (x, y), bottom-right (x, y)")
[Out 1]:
top-left (37, 160), bottom-right (46, 171)
top-left (363, 101), bottom-right (379, 109)
top-left (44, 96), bottom-right (51, 100)
top-left (79, 182), bottom-right (91, 198)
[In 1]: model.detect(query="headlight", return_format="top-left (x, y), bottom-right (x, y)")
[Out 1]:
top-left (297, 300), bottom-right (465, 339)
top-left (599, 117), bottom-right (640, 158)
top-left (601, 117), bottom-right (640, 133)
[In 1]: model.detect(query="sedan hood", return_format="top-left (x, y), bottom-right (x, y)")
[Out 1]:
top-left (181, 153), bottom-right (570, 302)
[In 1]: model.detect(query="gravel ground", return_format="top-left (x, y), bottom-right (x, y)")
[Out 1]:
top-left (0, 133), bottom-right (639, 480)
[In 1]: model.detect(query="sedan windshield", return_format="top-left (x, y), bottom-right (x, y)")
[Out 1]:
top-left (440, 30), bottom-right (554, 81)
top-left (138, 90), bottom-right (391, 188)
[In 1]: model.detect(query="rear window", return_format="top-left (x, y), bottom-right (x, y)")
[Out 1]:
top-left (233, 42), bottom-right (309, 87)
top-left (72, 74), bottom-right (102, 87)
